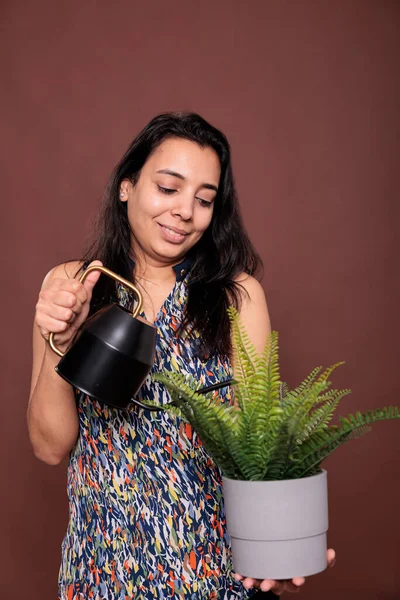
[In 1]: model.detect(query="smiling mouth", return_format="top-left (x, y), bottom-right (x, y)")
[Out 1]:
top-left (158, 224), bottom-right (190, 239)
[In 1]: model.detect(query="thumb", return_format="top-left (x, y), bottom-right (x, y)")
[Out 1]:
top-left (82, 260), bottom-right (103, 294)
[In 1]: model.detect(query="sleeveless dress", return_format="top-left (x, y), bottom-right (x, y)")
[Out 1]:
top-left (58, 260), bottom-right (256, 599)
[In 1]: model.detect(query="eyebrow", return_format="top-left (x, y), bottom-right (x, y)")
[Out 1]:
top-left (156, 169), bottom-right (218, 192)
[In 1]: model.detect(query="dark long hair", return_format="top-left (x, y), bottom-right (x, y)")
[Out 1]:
top-left (82, 112), bottom-right (262, 357)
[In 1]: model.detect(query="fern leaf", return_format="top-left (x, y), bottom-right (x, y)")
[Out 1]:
top-left (290, 406), bottom-right (400, 478)
top-left (277, 363), bottom-right (345, 456)
top-left (282, 366), bottom-right (324, 410)
top-left (243, 331), bottom-right (283, 477)
top-left (227, 307), bottom-right (260, 412)
top-left (153, 309), bottom-right (400, 483)
top-left (154, 371), bottom-right (247, 478)
top-left (295, 388), bottom-right (352, 444)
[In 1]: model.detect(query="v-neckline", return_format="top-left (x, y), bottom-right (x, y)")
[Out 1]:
top-left (140, 278), bottom-right (179, 325)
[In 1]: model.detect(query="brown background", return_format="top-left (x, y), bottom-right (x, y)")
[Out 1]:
top-left (1, 1), bottom-right (399, 599)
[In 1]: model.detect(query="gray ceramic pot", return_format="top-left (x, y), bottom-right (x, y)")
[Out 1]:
top-left (222, 470), bottom-right (328, 580)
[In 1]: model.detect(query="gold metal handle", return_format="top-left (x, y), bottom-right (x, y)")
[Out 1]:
top-left (48, 265), bottom-right (143, 357)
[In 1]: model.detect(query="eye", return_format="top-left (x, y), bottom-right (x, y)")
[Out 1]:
top-left (197, 197), bottom-right (213, 207)
top-left (157, 185), bottom-right (176, 195)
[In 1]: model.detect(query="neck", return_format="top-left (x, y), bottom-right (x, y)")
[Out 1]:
top-left (132, 247), bottom-right (185, 284)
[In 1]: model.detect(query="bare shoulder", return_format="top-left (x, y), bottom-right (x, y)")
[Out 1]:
top-left (233, 273), bottom-right (272, 354)
top-left (234, 273), bottom-right (267, 303)
top-left (42, 260), bottom-right (85, 288)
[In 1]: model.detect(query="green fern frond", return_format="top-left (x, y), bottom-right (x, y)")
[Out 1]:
top-left (290, 406), bottom-right (400, 478)
top-left (295, 388), bottom-right (352, 444)
top-left (282, 366), bottom-right (323, 410)
top-left (227, 307), bottom-right (258, 377)
top-left (263, 380), bottom-right (329, 479)
top-left (154, 308), bottom-right (400, 481)
top-left (289, 364), bottom-right (344, 435)
top-left (227, 307), bottom-right (258, 412)
top-left (315, 362), bottom-right (346, 387)
top-left (279, 381), bottom-right (290, 404)
top-left (241, 331), bottom-right (283, 478)
top-left (154, 371), bottom-right (247, 478)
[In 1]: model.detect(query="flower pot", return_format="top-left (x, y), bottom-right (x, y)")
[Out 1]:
top-left (222, 469), bottom-right (328, 580)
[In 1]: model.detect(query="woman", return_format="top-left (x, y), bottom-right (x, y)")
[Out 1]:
top-left (28, 112), bottom-right (335, 598)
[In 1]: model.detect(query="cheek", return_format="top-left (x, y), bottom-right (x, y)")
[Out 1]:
top-left (196, 209), bottom-right (214, 233)
top-left (129, 193), bottom-right (167, 219)
top-left (148, 197), bottom-right (168, 215)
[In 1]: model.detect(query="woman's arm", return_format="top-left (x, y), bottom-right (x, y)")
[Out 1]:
top-left (28, 328), bottom-right (80, 465)
top-left (27, 260), bottom-right (102, 465)
top-left (235, 274), bottom-right (272, 353)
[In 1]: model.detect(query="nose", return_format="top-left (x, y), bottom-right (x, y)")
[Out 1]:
top-left (171, 192), bottom-right (194, 220)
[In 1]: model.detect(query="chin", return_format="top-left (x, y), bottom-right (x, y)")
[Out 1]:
top-left (156, 237), bottom-right (196, 256)
top-left (153, 244), bottom-right (190, 260)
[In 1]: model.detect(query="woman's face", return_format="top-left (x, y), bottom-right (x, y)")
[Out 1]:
top-left (120, 138), bottom-right (221, 265)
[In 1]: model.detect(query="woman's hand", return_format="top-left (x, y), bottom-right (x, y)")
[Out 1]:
top-left (234, 548), bottom-right (336, 595)
top-left (35, 260), bottom-right (102, 354)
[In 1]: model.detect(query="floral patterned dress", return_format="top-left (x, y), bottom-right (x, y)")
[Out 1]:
top-left (58, 259), bottom-right (256, 599)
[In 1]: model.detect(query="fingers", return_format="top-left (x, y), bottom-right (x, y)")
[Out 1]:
top-left (327, 548), bottom-right (336, 568)
top-left (240, 577), bottom-right (262, 590)
top-left (37, 296), bottom-right (78, 320)
top-left (81, 260), bottom-right (103, 293)
top-left (35, 259), bottom-right (103, 352)
top-left (233, 574), bottom-right (260, 590)
top-left (291, 577), bottom-right (306, 586)
top-left (36, 268), bottom-right (96, 340)
top-left (233, 572), bottom-right (306, 594)
top-left (274, 582), bottom-right (301, 594)
top-left (50, 290), bottom-right (84, 312)
top-left (51, 292), bottom-right (84, 324)
top-left (39, 317), bottom-right (69, 340)
top-left (41, 280), bottom-right (87, 308)
top-left (261, 579), bottom-right (305, 594)
top-left (38, 265), bottom-right (99, 321)
top-left (36, 287), bottom-right (85, 331)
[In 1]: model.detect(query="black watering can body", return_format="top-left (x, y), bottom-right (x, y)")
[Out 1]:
top-left (49, 266), bottom-right (157, 410)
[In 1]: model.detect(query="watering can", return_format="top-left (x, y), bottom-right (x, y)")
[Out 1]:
top-left (48, 265), bottom-right (157, 409)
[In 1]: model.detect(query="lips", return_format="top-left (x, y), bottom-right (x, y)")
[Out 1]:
top-left (158, 223), bottom-right (191, 244)
top-left (158, 224), bottom-right (190, 235)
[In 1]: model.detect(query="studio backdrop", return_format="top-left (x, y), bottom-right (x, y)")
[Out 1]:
top-left (1, 1), bottom-right (399, 599)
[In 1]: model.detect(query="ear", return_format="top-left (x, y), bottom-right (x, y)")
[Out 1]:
top-left (119, 179), bottom-right (132, 202)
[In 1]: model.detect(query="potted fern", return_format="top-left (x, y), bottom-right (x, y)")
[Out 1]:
top-left (154, 308), bottom-right (400, 580)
